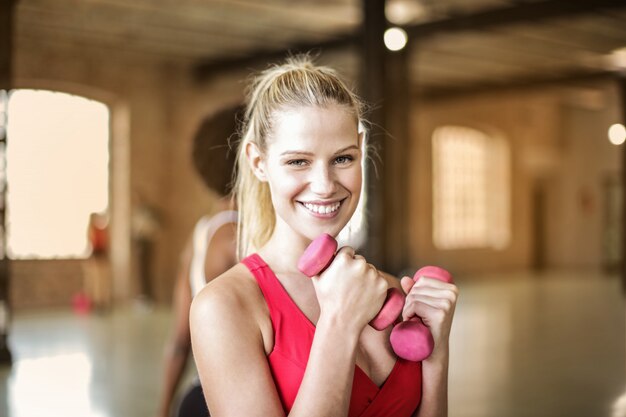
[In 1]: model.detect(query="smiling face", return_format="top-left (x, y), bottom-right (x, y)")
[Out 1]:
top-left (248, 103), bottom-right (362, 242)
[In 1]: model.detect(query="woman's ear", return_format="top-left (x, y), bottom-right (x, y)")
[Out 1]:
top-left (245, 142), bottom-right (268, 182)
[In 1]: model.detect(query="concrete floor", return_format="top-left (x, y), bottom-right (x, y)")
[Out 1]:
top-left (1, 269), bottom-right (624, 417)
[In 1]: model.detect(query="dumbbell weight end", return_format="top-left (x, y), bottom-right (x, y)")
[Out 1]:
top-left (389, 320), bottom-right (434, 362)
top-left (369, 287), bottom-right (404, 330)
top-left (390, 266), bottom-right (453, 361)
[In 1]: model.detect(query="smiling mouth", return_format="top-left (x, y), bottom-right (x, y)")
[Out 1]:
top-left (300, 199), bottom-right (344, 215)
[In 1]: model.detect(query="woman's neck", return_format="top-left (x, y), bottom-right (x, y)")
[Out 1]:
top-left (258, 223), bottom-right (311, 276)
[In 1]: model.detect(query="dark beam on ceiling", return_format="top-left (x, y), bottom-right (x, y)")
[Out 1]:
top-left (417, 70), bottom-right (616, 101)
top-left (192, 35), bottom-right (357, 82)
top-left (405, 0), bottom-right (626, 39)
top-left (193, 0), bottom-right (626, 82)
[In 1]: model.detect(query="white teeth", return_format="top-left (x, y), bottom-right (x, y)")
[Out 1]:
top-left (303, 202), bottom-right (341, 214)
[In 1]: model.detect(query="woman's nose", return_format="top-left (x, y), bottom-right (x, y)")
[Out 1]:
top-left (309, 164), bottom-right (337, 196)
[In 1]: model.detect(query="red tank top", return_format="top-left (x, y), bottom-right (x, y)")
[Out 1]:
top-left (242, 254), bottom-right (422, 417)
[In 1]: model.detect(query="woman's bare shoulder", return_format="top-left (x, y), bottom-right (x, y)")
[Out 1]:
top-left (194, 263), bottom-right (256, 309)
top-left (191, 262), bottom-right (267, 333)
top-left (190, 263), bottom-right (284, 416)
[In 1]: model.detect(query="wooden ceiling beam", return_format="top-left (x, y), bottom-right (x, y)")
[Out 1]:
top-left (405, 0), bottom-right (626, 38)
top-left (191, 34), bottom-right (356, 81)
top-left (193, 0), bottom-right (626, 81)
top-left (418, 69), bottom-right (615, 101)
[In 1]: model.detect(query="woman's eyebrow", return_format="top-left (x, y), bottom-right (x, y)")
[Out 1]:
top-left (333, 145), bottom-right (360, 154)
top-left (279, 150), bottom-right (314, 157)
top-left (280, 145), bottom-right (359, 157)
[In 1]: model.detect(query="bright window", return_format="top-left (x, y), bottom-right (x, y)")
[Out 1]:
top-left (5, 90), bottom-right (110, 259)
top-left (432, 125), bottom-right (510, 250)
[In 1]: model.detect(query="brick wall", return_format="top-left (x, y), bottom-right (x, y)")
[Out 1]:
top-left (10, 259), bottom-right (85, 311)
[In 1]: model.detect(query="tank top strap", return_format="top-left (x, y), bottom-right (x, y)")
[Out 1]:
top-left (241, 254), bottom-right (285, 318)
top-left (241, 254), bottom-right (315, 334)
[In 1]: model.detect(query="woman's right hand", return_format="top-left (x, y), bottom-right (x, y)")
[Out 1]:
top-left (310, 246), bottom-right (388, 332)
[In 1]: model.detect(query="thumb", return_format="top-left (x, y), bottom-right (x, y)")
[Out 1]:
top-left (400, 276), bottom-right (415, 295)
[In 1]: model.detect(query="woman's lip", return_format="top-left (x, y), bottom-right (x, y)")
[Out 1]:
top-left (299, 199), bottom-right (344, 205)
top-left (298, 197), bottom-right (347, 205)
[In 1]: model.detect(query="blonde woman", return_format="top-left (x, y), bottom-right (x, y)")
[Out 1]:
top-left (190, 57), bottom-right (458, 417)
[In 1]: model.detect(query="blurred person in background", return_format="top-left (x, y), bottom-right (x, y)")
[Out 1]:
top-left (81, 211), bottom-right (110, 313)
top-left (155, 104), bottom-right (241, 417)
top-left (132, 190), bottom-right (162, 305)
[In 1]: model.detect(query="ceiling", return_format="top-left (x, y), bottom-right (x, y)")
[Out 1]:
top-left (14, 0), bottom-right (626, 95)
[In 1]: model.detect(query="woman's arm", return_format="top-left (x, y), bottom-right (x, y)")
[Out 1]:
top-left (292, 248), bottom-right (390, 415)
top-left (191, 278), bottom-right (286, 417)
top-left (418, 350), bottom-right (450, 417)
top-left (155, 242), bottom-right (194, 417)
top-left (400, 277), bottom-right (459, 417)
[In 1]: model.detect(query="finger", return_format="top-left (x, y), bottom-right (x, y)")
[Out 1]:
top-left (406, 291), bottom-right (455, 309)
top-left (407, 285), bottom-right (458, 301)
top-left (366, 262), bottom-right (378, 271)
top-left (336, 246), bottom-right (356, 258)
top-left (402, 300), bottom-right (441, 322)
top-left (400, 276), bottom-right (415, 294)
top-left (403, 294), bottom-right (454, 319)
top-left (414, 276), bottom-right (456, 289)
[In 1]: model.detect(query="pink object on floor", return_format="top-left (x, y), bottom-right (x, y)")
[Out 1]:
top-left (72, 292), bottom-right (92, 315)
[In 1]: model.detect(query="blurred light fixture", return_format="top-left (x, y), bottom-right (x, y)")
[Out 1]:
top-left (386, 0), bottom-right (426, 25)
top-left (384, 27), bottom-right (408, 51)
top-left (609, 47), bottom-right (626, 70)
top-left (608, 123), bottom-right (626, 145)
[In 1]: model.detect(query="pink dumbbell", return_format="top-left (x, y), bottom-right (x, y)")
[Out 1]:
top-left (389, 266), bottom-right (453, 362)
top-left (298, 234), bottom-right (405, 331)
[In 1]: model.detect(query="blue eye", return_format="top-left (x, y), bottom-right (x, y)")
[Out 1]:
top-left (287, 159), bottom-right (308, 166)
top-left (334, 155), bottom-right (354, 165)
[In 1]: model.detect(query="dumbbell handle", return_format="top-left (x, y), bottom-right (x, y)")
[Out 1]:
top-left (389, 266), bottom-right (453, 362)
top-left (297, 234), bottom-right (404, 331)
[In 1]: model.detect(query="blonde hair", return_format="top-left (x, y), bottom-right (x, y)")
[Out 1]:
top-left (234, 55), bottom-right (365, 258)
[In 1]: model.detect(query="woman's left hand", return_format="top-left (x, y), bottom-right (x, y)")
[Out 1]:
top-left (400, 275), bottom-right (459, 361)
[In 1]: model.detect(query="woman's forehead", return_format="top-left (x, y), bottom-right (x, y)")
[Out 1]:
top-left (269, 104), bottom-right (359, 148)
